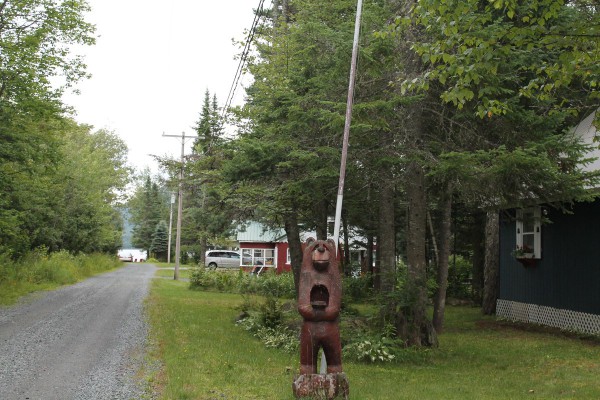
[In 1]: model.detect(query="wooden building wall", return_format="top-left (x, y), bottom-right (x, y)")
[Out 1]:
top-left (499, 200), bottom-right (600, 315)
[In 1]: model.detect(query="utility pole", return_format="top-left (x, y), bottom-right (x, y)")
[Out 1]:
top-left (328, 0), bottom-right (364, 375)
top-left (333, 0), bottom-right (363, 258)
top-left (167, 192), bottom-right (175, 265)
top-left (163, 132), bottom-right (197, 280)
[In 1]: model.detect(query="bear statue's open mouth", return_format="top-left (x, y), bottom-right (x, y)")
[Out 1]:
top-left (310, 284), bottom-right (329, 308)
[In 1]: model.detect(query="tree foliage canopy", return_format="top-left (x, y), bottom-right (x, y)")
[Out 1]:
top-left (398, 0), bottom-right (599, 117)
top-left (0, 0), bottom-right (96, 113)
top-left (195, 0), bottom-right (600, 342)
top-left (0, 1), bottom-right (131, 258)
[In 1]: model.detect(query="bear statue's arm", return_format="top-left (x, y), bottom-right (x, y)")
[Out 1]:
top-left (318, 307), bottom-right (340, 321)
top-left (297, 272), bottom-right (317, 320)
top-left (320, 297), bottom-right (341, 320)
top-left (320, 282), bottom-right (342, 321)
top-left (298, 303), bottom-right (318, 320)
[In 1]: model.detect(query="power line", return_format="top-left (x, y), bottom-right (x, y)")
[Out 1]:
top-left (222, 0), bottom-right (266, 117)
top-left (222, 0), bottom-right (265, 115)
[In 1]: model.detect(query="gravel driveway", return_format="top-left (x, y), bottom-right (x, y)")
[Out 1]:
top-left (0, 263), bottom-right (157, 400)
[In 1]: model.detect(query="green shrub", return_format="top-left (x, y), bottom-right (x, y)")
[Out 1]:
top-left (343, 324), bottom-right (399, 363)
top-left (189, 267), bottom-right (213, 288)
top-left (238, 272), bottom-right (261, 294)
top-left (343, 274), bottom-right (374, 302)
top-left (0, 252), bottom-right (16, 283)
top-left (255, 325), bottom-right (299, 353)
top-left (259, 296), bottom-right (283, 328)
top-left (236, 309), bottom-right (299, 353)
top-left (190, 268), bottom-right (296, 298)
top-left (215, 271), bottom-right (235, 291)
top-left (33, 250), bottom-right (78, 284)
top-left (447, 254), bottom-right (473, 300)
top-left (343, 337), bottom-right (397, 363)
top-left (0, 250), bottom-right (122, 305)
top-left (257, 272), bottom-right (295, 298)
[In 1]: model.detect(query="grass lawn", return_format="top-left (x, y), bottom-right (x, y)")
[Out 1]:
top-left (154, 267), bottom-right (193, 280)
top-left (146, 278), bottom-right (600, 399)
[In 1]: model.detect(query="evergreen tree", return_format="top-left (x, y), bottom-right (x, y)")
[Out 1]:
top-left (194, 89), bottom-right (223, 155)
top-left (184, 90), bottom-right (233, 263)
top-left (130, 176), bottom-right (166, 257)
top-left (183, 0), bottom-right (598, 347)
top-left (223, 0), bottom-right (391, 289)
top-left (150, 220), bottom-right (169, 261)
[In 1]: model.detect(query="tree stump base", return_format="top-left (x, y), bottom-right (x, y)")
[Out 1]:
top-left (292, 373), bottom-right (349, 399)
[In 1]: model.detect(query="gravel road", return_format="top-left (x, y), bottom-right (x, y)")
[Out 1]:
top-left (0, 263), bottom-right (157, 400)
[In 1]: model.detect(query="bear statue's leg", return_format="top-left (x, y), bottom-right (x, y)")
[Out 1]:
top-left (323, 323), bottom-right (343, 373)
top-left (299, 323), bottom-right (318, 374)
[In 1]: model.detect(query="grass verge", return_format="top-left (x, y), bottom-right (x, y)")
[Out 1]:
top-left (153, 267), bottom-right (193, 280)
top-left (146, 279), bottom-right (296, 399)
top-left (146, 278), bottom-right (600, 399)
top-left (0, 251), bottom-right (122, 305)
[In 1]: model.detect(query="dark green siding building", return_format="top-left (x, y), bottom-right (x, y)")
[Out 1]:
top-left (497, 111), bottom-right (600, 335)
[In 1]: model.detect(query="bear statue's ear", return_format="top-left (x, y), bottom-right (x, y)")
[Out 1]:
top-left (327, 238), bottom-right (336, 251)
top-left (306, 237), bottom-right (316, 247)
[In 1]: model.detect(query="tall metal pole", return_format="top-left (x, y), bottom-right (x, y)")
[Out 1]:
top-left (326, 0), bottom-right (364, 375)
top-left (333, 0), bottom-right (363, 256)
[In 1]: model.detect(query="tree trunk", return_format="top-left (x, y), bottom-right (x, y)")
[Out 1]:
top-left (427, 211), bottom-right (439, 267)
top-left (315, 199), bottom-right (328, 240)
top-left (366, 184), bottom-right (375, 276)
top-left (482, 211), bottom-right (500, 315)
top-left (395, 0), bottom-right (438, 346)
top-left (377, 180), bottom-right (396, 293)
top-left (199, 236), bottom-right (207, 265)
top-left (284, 212), bottom-right (303, 297)
top-left (366, 234), bottom-right (374, 275)
top-left (400, 161), bottom-right (438, 347)
top-left (471, 212), bottom-right (486, 305)
top-left (432, 188), bottom-right (452, 333)
top-left (342, 211), bottom-right (351, 275)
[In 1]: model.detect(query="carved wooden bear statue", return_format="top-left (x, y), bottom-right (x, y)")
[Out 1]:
top-left (297, 238), bottom-right (343, 374)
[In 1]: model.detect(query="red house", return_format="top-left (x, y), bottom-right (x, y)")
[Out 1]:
top-left (236, 221), bottom-right (374, 275)
top-left (237, 222), bottom-right (292, 274)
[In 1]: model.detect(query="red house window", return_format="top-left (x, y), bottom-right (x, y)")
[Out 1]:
top-left (241, 248), bottom-right (275, 267)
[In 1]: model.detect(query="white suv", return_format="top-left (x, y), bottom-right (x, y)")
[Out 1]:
top-left (205, 250), bottom-right (241, 269)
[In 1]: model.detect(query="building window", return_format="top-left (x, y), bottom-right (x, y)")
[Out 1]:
top-left (516, 207), bottom-right (541, 258)
top-left (287, 248), bottom-right (291, 264)
top-left (241, 248), bottom-right (275, 266)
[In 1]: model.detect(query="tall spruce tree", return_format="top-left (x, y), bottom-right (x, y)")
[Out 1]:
top-left (150, 220), bottom-right (169, 261)
top-left (130, 176), bottom-right (166, 258)
top-left (226, 0), bottom-right (382, 291)
top-left (185, 90), bottom-right (233, 263)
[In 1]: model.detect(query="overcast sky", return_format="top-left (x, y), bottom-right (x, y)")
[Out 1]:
top-left (62, 0), bottom-right (263, 174)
